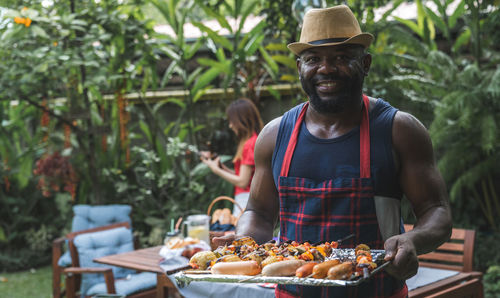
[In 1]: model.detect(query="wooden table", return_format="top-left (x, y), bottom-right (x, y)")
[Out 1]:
top-left (94, 246), bottom-right (179, 298)
top-left (409, 271), bottom-right (483, 298)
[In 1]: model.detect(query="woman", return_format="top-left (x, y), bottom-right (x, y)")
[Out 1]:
top-left (201, 98), bottom-right (263, 217)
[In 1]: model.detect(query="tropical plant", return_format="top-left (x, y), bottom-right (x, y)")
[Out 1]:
top-left (484, 265), bottom-right (500, 298)
top-left (430, 62), bottom-right (500, 231)
top-left (149, 0), bottom-right (211, 147)
top-left (0, 0), bottom-right (161, 270)
top-left (191, 0), bottom-right (280, 104)
top-left (371, 1), bottom-right (500, 231)
top-left (0, 100), bottom-right (69, 271)
top-left (0, 0), bottom-right (158, 204)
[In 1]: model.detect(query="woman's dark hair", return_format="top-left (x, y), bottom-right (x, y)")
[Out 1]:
top-left (226, 98), bottom-right (263, 162)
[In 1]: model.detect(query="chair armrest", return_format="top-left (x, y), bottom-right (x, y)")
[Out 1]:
top-left (52, 236), bottom-right (66, 262)
top-left (64, 267), bottom-right (113, 274)
top-left (64, 267), bottom-right (116, 296)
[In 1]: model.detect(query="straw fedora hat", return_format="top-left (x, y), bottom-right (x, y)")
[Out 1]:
top-left (287, 5), bottom-right (373, 55)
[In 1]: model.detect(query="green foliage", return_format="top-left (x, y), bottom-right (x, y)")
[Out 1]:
top-left (369, 0), bottom-right (500, 232)
top-left (0, 0), bottom-right (158, 204)
top-left (150, 0), bottom-right (211, 146)
top-left (192, 0), bottom-right (278, 103)
top-left (430, 64), bottom-right (500, 231)
top-left (484, 265), bottom-right (500, 298)
top-left (102, 137), bottom-right (232, 246)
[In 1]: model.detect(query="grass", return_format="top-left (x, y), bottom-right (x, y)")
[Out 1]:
top-left (0, 265), bottom-right (52, 298)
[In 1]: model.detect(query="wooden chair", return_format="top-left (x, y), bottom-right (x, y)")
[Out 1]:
top-left (63, 222), bottom-right (156, 298)
top-left (404, 224), bottom-right (484, 298)
top-left (52, 204), bottom-right (132, 298)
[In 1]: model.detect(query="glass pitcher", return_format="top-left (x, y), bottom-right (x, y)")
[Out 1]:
top-left (183, 214), bottom-right (210, 244)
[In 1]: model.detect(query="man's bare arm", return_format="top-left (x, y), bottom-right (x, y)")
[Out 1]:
top-left (236, 117), bottom-right (281, 244)
top-left (384, 111), bottom-right (452, 279)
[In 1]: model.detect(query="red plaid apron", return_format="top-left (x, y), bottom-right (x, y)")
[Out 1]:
top-left (276, 95), bottom-right (407, 297)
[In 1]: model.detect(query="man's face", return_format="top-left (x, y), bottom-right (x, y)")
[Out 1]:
top-left (297, 44), bottom-right (370, 114)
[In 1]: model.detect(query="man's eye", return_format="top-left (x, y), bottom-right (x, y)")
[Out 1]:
top-left (304, 57), bottom-right (319, 63)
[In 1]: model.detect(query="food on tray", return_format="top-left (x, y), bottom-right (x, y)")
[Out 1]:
top-left (189, 251), bottom-right (217, 270)
top-left (211, 260), bottom-right (261, 275)
top-left (261, 259), bottom-right (305, 276)
top-left (327, 262), bottom-right (354, 280)
top-left (261, 255), bottom-right (286, 267)
top-left (312, 259), bottom-right (341, 279)
top-left (187, 236), bottom-right (381, 281)
top-left (295, 262), bottom-right (318, 278)
top-left (354, 244), bottom-right (377, 276)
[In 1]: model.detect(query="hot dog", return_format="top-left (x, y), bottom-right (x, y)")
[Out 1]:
top-left (295, 262), bottom-right (318, 278)
top-left (312, 259), bottom-right (341, 279)
top-left (327, 262), bottom-right (354, 280)
top-left (262, 259), bottom-right (306, 276)
top-left (210, 260), bottom-right (261, 276)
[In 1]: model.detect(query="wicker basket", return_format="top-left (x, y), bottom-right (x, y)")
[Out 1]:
top-left (207, 196), bottom-right (243, 248)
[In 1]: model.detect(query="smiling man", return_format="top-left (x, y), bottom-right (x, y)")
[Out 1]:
top-left (214, 5), bottom-right (452, 298)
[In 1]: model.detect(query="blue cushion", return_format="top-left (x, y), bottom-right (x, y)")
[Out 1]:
top-left (86, 272), bottom-right (156, 297)
top-left (74, 227), bottom-right (139, 297)
top-left (72, 205), bottom-right (132, 231)
top-left (58, 251), bottom-right (72, 267)
top-left (58, 205), bottom-right (132, 268)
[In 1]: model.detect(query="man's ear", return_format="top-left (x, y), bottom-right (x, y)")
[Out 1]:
top-left (296, 57), bottom-right (301, 75)
top-left (363, 53), bottom-right (372, 76)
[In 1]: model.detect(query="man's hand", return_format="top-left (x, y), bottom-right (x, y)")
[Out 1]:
top-left (384, 233), bottom-right (419, 280)
top-left (211, 233), bottom-right (239, 248)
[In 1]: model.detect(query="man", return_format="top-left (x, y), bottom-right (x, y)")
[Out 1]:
top-left (214, 5), bottom-right (452, 297)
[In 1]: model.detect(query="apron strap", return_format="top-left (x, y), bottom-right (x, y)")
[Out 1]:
top-left (280, 96), bottom-right (371, 178)
top-left (280, 102), bottom-right (309, 177)
top-left (360, 95), bottom-right (371, 178)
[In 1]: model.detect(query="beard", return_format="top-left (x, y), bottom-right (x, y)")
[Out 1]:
top-left (300, 68), bottom-right (365, 114)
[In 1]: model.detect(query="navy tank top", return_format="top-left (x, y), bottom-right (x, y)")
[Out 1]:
top-left (272, 98), bottom-right (402, 200)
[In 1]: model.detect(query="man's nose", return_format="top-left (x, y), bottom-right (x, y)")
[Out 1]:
top-left (317, 58), bottom-right (338, 74)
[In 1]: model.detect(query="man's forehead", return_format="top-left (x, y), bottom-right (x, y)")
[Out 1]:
top-left (300, 44), bottom-right (364, 56)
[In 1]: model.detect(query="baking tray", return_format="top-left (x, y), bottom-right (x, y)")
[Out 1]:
top-left (175, 249), bottom-right (389, 287)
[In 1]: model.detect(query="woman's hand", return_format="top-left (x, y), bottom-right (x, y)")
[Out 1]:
top-left (201, 155), bottom-right (222, 172)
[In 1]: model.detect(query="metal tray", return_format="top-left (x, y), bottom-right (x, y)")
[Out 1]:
top-left (175, 249), bottom-right (389, 287)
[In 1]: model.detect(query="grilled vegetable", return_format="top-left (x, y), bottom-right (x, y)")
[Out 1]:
top-left (189, 251), bottom-right (217, 270)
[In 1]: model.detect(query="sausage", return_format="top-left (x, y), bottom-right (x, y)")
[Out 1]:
top-left (295, 262), bottom-right (318, 278)
top-left (210, 261), bottom-right (261, 276)
top-left (312, 259), bottom-right (341, 279)
top-left (262, 259), bottom-right (306, 276)
top-left (327, 262), bottom-right (354, 280)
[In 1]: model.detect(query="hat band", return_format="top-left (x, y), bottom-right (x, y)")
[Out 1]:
top-left (308, 37), bottom-right (349, 45)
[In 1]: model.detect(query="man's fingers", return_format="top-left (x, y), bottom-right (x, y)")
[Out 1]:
top-left (212, 234), bottom-right (237, 247)
top-left (384, 238), bottom-right (398, 261)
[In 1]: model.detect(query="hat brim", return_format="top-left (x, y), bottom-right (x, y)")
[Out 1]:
top-left (287, 33), bottom-right (374, 56)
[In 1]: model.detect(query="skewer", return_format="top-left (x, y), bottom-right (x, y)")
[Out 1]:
top-left (337, 233), bottom-right (355, 245)
top-left (304, 272), bottom-right (316, 278)
top-left (183, 269), bottom-right (212, 274)
top-left (238, 274), bottom-right (262, 283)
top-left (312, 233), bottom-right (355, 246)
top-left (166, 264), bottom-right (192, 275)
